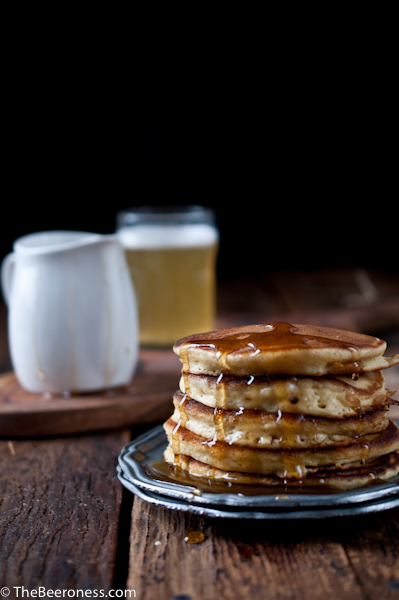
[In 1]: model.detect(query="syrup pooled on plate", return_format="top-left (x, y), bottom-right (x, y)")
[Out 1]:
top-left (144, 461), bottom-right (343, 496)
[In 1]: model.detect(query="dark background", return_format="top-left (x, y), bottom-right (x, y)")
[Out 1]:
top-left (2, 53), bottom-right (397, 281)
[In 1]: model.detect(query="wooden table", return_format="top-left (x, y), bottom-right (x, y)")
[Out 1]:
top-left (1, 269), bottom-right (399, 600)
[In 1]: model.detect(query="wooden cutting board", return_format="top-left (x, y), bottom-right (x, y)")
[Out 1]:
top-left (0, 349), bottom-right (182, 437)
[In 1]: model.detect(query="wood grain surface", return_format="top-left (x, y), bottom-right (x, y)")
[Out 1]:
top-left (1, 270), bottom-right (399, 599)
top-left (0, 429), bottom-right (130, 593)
top-left (127, 497), bottom-right (399, 600)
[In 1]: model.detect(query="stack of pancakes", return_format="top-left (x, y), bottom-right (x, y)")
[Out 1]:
top-left (163, 322), bottom-right (399, 490)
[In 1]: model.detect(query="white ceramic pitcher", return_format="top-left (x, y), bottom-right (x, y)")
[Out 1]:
top-left (1, 231), bottom-right (139, 394)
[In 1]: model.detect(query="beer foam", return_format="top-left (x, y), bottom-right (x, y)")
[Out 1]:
top-left (117, 224), bottom-right (218, 249)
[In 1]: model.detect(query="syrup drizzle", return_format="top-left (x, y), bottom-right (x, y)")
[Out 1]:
top-left (171, 394), bottom-right (188, 467)
top-left (144, 461), bottom-right (346, 496)
top-left (174, 396), bottom-right (316, 480)
top-left (177, 322), bottom-right (366, 373)
top-left (170, 322), bottom-right (379, 487)
top-left (182, 369), bottom-right (229, 447)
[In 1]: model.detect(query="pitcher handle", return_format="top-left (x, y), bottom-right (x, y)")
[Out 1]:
top-left (1, 252), bottom-right (16, 306)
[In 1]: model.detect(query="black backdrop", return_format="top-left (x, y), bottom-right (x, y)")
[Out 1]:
top-left (2, 78), bottom-right (397, 280)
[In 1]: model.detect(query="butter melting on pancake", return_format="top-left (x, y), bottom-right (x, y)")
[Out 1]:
top-left (174, 322), bottom-right (399, 376)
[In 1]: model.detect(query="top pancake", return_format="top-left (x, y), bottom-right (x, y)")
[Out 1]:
top-left (174, 322), bottom-right (399, 376)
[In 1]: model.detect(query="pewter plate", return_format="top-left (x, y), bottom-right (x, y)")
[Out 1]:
top-left (117, 467), bottom-right (399, 519)
top-left (117, 424), bottom-right (399, 515)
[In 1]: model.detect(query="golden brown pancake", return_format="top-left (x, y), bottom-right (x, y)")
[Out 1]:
top-left (174, 322), bottom-right (399, 376)
top-left (179, 370), bottom-right (391, 418)
top-left (171, 391), bottom-right (389, 449)
top-left (163, 418), bottom-right (399, 479)
top-left (163, 447), bottom-right (399, 491)
top-left (163, 322), bottom-right (399, 491)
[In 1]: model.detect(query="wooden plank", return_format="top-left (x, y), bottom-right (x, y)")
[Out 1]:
top-left (127, 498), bottom-right (399, 600)
top-left (0, 429), bottom-right (130, 592)
top-left (0, 349), bottom-right (181, 437)
top-left (127, 498), bottom-right (215, 600)
top-left (340, 510), bottom-right (399, 599)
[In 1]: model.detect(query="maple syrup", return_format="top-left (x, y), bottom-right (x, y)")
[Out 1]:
top-left (184, 531), bottom-right (205, 544)
top-left (144, 460), bottom-right (343, 496)
top-left (177, 322), bottom-right (368, 373)
top-left (163, 322), bottom-right (391, 498)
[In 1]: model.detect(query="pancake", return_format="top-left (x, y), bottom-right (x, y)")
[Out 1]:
top-left (163, 447), bottom-right (399, 491)
top-left (163, 322), bottom-right (399, 491)
top-left (174, 322), bottom-right (399, 376)
top-left (163, 418), bottom-right (399, 479)
top-left (179, 370), bottom-right (391, 418)
top-left (171, 391), bottom-right (390, 449)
